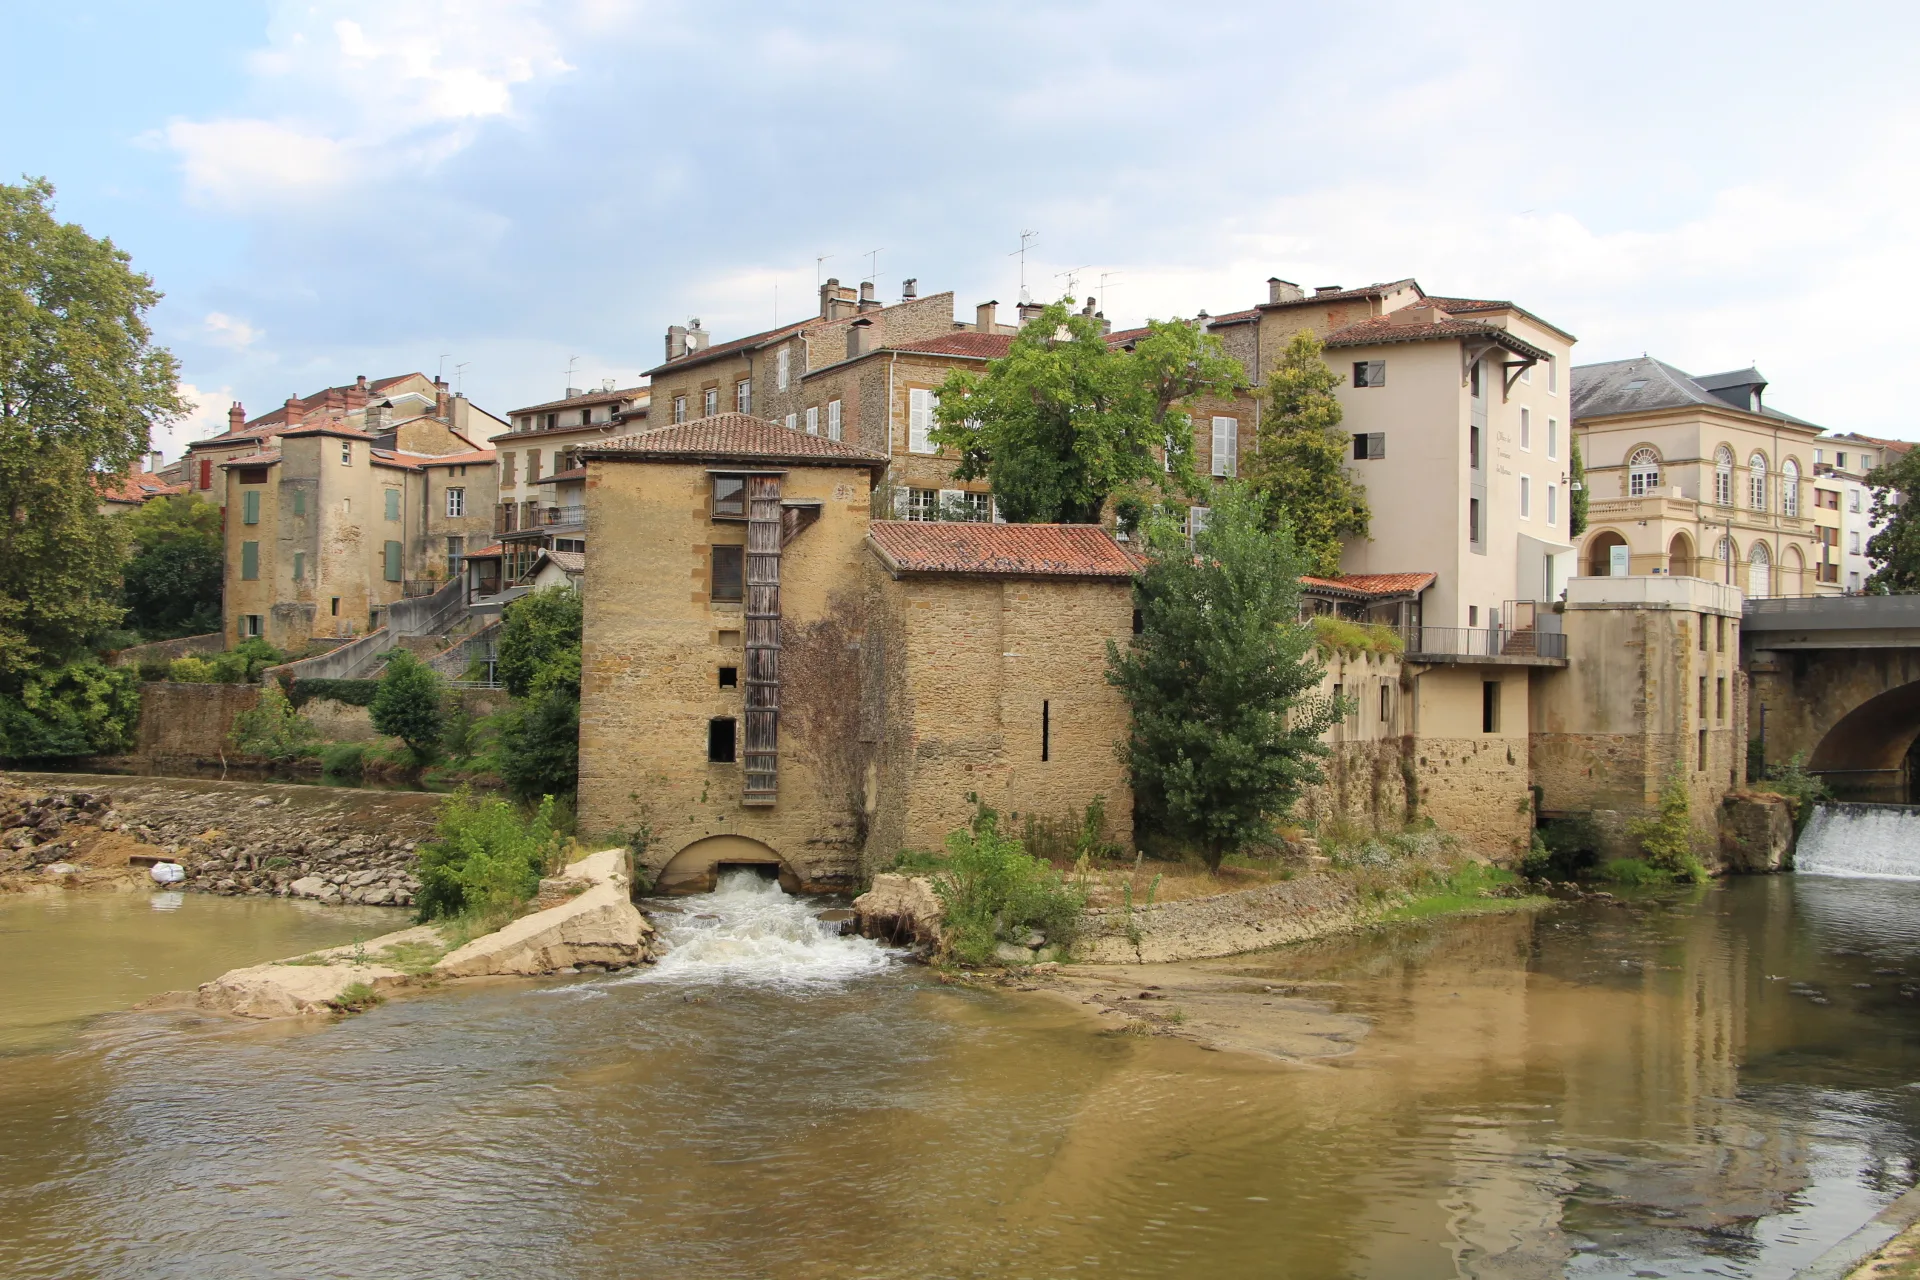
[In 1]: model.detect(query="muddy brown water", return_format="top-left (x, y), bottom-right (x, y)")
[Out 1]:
top-left (4, 875), bottom-right (1920, 1278)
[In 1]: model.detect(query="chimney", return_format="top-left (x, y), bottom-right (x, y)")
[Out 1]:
top-left (564, 387), bottom-right (584, 399)
top-left (819, 277), bottom-right (856, 320)
top-left (1268, 277), bottom-right (1304, 304)
top-left (975, 300), bottom-right (998, 332)
top-left (147, 450), bottom-right (163, 474)
top-left (1314, 284), bottom-right (1344, 296)
top-left (687, 318), bottom-right (709, 354)
top-left (902, 278), bottom-right (918, 300)
top-left (434, 376), bottom-right (450, 420)
top-left (1389, 303), bottom-right (1440, 326)
top-left (857, 280), bottom-right (881, 312)
top-left (1082, 296), bottom-right (1097, 317)
top-left (1016, 300), bottom-right (1047, 326)
top-left (366, 399), bottom-right (392, 433)
top-left (228, 402), bottom-right (245, 433)
top-left (283, 395), bottom-right (300, 423)
top-left (847, 317), bottom-right (876, 360)
top-left (666, 324), bottom-right (689, 362)
top-left (355, 374), bottom-right (367, 391)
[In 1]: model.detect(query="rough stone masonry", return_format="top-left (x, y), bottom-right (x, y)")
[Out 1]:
top-left (0, 772), bottom-right (440, 907)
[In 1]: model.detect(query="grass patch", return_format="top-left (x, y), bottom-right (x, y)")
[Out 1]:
top-left (275, 951), bottom-right (338, 967)
top-left (373, 939), bottom-right (449, 976)
top-left (328, 981), bottom-right (383, 1013)
top-left (1311, 615), bottom-right (1405, 658)
top-left (319, 742), bottom-right (367, 779)
top-left (1601, 857), bottom-right (1674, 886)
top-left (1381, 861), bottom-right (1538, 921)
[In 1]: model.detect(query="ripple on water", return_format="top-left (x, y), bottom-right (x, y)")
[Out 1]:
top-left (620, 869), bottom-right (899, 990)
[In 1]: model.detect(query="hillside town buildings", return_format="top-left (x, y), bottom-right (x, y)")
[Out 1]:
top-left (491, 383), bottom-right (647, 583)
top-left (1816, 433), bottom-right (1911, 592)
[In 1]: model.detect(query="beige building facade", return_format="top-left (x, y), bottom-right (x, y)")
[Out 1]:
top-left (492, 384), bottom-right (647, 582)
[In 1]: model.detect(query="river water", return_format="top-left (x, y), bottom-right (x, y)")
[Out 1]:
top-left (4, 872), bottom-right (1920, 1279)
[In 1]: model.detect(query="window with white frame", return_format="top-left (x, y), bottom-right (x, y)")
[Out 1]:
top-left (1547, 417), bottom-right (1559, 459)
top-left (959, 491), bottom-right (992, 522)
top-left (1851, 530), bottom-right (1862, 554)
top-left (1714, 446), bottom-right (1734, 506)
top-left (703, 387), bottom-right (718, 417)
top-left (672, 396), bottom-right (686, 424)
top-left (805, 406), bottom-right (819, 435)
top-left (1628, 448), bottom-right (1661, 497)
top-left (905, 488), bottom-right (937, 521)
top-left (446, 487), bottom-right (465, 518)
top-left (1850, 488), bottom-right (1862, 513)
top-left (1546, 483), bottom-right (1558, 526)
top-left (785, 412), bottom-right (797, 431)
top-left (735, 379), bottom-right (751, 413)
top-left (1520, 363), bottom-right (1532, 384)
top-left (1188, 506), bottom-right (1210, 537)
top-left (827, 399), bottom-right (841, 441)
top-left (341, 441), bottom-right (353, 466)
top-left (1547, 360), bottom-right (1558, 394)
top-left (1352, 360), bottom-right (1385, 387)
top-left (776, 346), bottom-right (790, 391)
top-left (1748, 452), bottom-right (1768, 511)
top-left (1211, 416), bottom-right (1238, 477)
top-left (1781, 457), bottom-right (1800, 517)
top-left (1520, 407), bottom-right (1531, 451)
top-left (1520, 475), bottom-right (1532, 519)
top-left (908, 388), bottom-right (938, 454)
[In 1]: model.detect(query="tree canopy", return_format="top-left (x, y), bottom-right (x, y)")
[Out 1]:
top-left (1865, 447), bottom-right (1920, 594)
top-left (1106, 481), bottom-right (1341, 869)
top-left (1243, 329), bottom-right (1369, 578)
top-left (119, 493), bottom-right (223, 639)
top-left (496, 586), bottom-right (583, 699)
top-left (370, 650), bottom-right (446, 761)
top-left (0, 179), bottom-right (186, 679)
top-left (930, 301), bottom-right (1243, 523)
top-left (1568, 435), bottom-right (1589, 538)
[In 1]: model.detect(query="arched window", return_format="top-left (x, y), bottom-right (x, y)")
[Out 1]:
top-left (1628, 448), bottom-right (1661, 497)
top-left (1714, 446), bottom-right (1734, 506)
top-left (1748, 452), bottom-right (1768, 511)
top-left (1748, 541), bottom-right (1771, 598)
top-left (1781, 457), bottom-right (1800, 517)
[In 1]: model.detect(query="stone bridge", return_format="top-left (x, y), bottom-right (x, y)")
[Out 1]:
top-left (1744, 596), bottom-right (1920, 802)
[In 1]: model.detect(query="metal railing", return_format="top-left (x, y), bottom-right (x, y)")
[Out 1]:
top-left (539, 505), bottom-right (587, 527)
top-left (1400, 625), bottom-right (1568, 660)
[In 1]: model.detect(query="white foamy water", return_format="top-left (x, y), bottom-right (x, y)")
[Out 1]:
top-left (1798, 803), bottom-right (1920, 880)
top-left (625, 869), bottom-right (896, 988)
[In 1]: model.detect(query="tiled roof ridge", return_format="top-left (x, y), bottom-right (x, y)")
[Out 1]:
top-left (642, 318), bottom-right (815, 377)
top-left (508, 385), bottom-right (651, 416)
top-left (584, 412), bottom-right (889, 465)
top-left (868, 520), bottom-right (1138, 579)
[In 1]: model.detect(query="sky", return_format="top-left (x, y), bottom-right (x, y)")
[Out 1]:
top-left (3, 0), bottom-right (1916, 457)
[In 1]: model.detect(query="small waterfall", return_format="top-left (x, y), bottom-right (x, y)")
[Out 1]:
top-left (1797, 803), bottom-right (1920, 879)
top-left (626, 869), bottom-right (895, 988)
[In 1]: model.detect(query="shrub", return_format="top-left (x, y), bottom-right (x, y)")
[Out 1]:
top-left (227, 683), bottom-right (319, 762)
top-left (370, 650), bottom-right (445, 761)
top-left (928, 806), bottom-right (1086, 965)
top-left (1523, 813), bottom-right (1602, 880)
top-left (169, 656), bottom-right (215, 683)
top-left (288, 678), bottom-right (380, 708)
top-left (0, 661), bottom-right (141, 760)
top-left (209, 639), bottom-right (284, 684)
top-left (319, 742), bottom-right (366, 778)
top-left (1750, 753), bottom-right (1830, 833)
top-left (1311, 614), bottom-right (1405, 658)
top-left (496, 690), bottom-right (578, 801)
top-left (135, 659), bottom-right (172, 683)
top-left (329, 981), bottom-right (383, 1013)
top-left (1601, 857), bottom-right (1670, 886)
top-left (496, 588), bottom-right (582, 699)
top-left (413, 791), bottom-right (565, 921)
top-left (1626, 774), bottom-right (1708, 883)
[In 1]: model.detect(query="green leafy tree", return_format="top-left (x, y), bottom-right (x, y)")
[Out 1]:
top-left (208, 638), bottom-right (283, 684)
top-left (0, 661), bottom-right (140, 760)
top-left (1243, 329), bottom-right (1369, 577)
top-left (370, 650), bottom-right (445, 761)
top-left (1865, 447), bottom-right (1920, 593)
top-left (414, 791), bottom-right (564, 921)
top-left (1624, 773), bottom-right (1708, 882)
top-left (1569, 435), bottom-right (1589, 538)
top-left (119, 493), bottom-right (223, 638)
top-left (0, 179), bottom-right (187, 680)
top-left (497, 690), bottom-right (579, 801)
top-left (1107, 482), bottom-right (1342, 870)
top-left (930, 302), bottom-right (1244, 523)
top-left (227, 682), bottom-right (318, 762)
top-left (496, 587), bottom-right (582, 697)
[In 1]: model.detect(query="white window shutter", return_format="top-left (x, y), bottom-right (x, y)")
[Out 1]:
top-left (776, 347), bottom-right (790, 391)
top-left (786, 412), bottom-right (797, 431)
top-left (1211, 417), bottom-right (1237, 477)
top-left (1189, 505), bottom-right (1211, 536)
top-left (939, 488), bottom-right (963, 520)
top-left (827, 399), bottom-right (841, 441)
top-left (805, 407), bottom-right (819, 435)
top-left (892, 486), bottom-right (909, 518)
top-left (909, 389), bottom-right (933, 453)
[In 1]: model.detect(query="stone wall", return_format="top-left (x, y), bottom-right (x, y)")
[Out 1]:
top-left (134, 682), bottom-right (261, 762)
top-left (1079, 873), bottom-right (1365, 963)
top-left (111, 633), bottom-right (224, 669)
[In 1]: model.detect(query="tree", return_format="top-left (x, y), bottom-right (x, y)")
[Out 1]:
top-left (0, 179), bottom-right (187, 680)
top-left (0, 660), bottom-right (139, 760)
top-left (1243, 329), bottom-right (1369, 578)
top-left (1106, 481), bottom-right (1342, 870)
top-left (227, 682), bottom-right (318, 762)
top-left (931, 301), bottom-right (1244, 523)
top-left (370, 650), bottom-right (445, 761)
top-left (1569, 435), bottom-right (1589, 538)
top-left (1865, 448), bottom-right (1920, 594)
top-left (497, 690), bottom-right (579, 802)
top-left (496, 586), bottom-right (582, 698)
top-left (119, 493), bottom-right (223, 638)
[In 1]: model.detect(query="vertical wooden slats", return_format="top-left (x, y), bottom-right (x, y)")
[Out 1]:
top-left (743, 474), bottom-right (782, 803)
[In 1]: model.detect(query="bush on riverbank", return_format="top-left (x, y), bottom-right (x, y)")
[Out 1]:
top-left (413, 791), bottom-right (566, 923)
top-left (227, 683), bottom-right (320, 763)
top-left (1625, 775), bottom-right (1709, 883)
top-left (1746, 753), bottom-right (1829, 833)
top-left (912, 806), bottom-right (1086, 965)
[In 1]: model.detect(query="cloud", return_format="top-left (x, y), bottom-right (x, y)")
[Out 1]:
top-left (163, 384), bottom-right (239, 460)
top-left (202, 311), bottom-right (263, 350)
top-left (166, 0), bottom-right (573, 207)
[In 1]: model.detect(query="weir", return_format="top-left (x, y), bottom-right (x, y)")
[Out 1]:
top-left (1796, 802), bottom-right (1920, 879)
top-left (632, 869), bottom-right (892, 987)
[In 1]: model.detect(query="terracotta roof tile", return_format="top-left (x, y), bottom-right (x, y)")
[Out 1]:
top-left (1324, 314), bottom-right (1552, 361)
top-left (508, 386), bottom-right (649, 416)
top-left (466, 543), bottom-right (506, 558)
top-left (96, 471), bottom-right (187, 504)
top-left (869, 521), bottom-right (1137, 579)
top-left (583, 413), bottom-right (888, 468)
top-left (643, 320), bottom-right (813, 378)
top-left (216, 451), bottom-right (282, 468)
top-left (537, 466), bottom-right (587, 483)
top-left (887, 332), bottom-right (1015, 359)
top-left (418, 449), bottom-right (496, 467)
top-left (1300, 572), bottom-right (1436, 597)
top-left (535, 549), bottom-right (585, 574)
top-left (1259, 279), bottom-right (1420, 310)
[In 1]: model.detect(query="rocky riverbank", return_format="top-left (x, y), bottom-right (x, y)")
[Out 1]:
top-left (0, 771), bottom-right (440, 907)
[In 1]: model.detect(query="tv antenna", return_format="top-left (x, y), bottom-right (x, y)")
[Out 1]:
top-left (1010, 229), bottom-right (1038, 300)
top-left (453, 361), bottom-right (469, 395)
top-left (1098, 271), bottom-right (1122, 315)
top-left (437, 353), bottom-right (452, 381)
top-left (815, 254), bottom-right (833, 290)
top-left (863, 247), bottom-right (884, 284)
top-left (564, 355), bottom-right (579, 393)
top-left (1055, 264), bottom-right (1091, 299)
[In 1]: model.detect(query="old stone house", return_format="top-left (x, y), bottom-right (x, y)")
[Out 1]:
top-left (492, 384), bottom-right (648, 585)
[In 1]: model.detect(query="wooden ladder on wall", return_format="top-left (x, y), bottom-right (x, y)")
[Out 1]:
top-left (743, 474), bottom-right (782, 805)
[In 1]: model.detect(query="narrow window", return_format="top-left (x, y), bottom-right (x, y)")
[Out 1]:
top-left (1698, 728), bottom-right (1707, 771)
top-left (446, 487), bottom-right (465, 518)
top-left (785, 413), bottom-right (797, 431)
top-left (827, 399), bottom-right (842, 441)
top-left (1469, 496), bottom-right (1482, 544)
top-left (1468, 605), bottom-right (1479, 627)
top-left (1547, 360), bottom-right (1558, 394)
top-left (1379, 683), bottom-right (1391, 722)
top-left (673, 396), bottom-right (687, 424)
top-left (1041, 700), bottom-right (1051, 762)
top-left (384, 540), bottom-right (402, 582)
top-left (545, 413), bottom-right (558, 430)
top-left (241, 541), bottom-right (259, 580)
top-left (1470, 424), bottom-right (1481, 470)
top-left (581, 407), bottom-right (595, 426)
top-left (1629, 448), bottom-right (1661, 497)
top-left (708, 717), bottom-right (737, 763)
top-left (385, 489), bottom-right (401, 521)
top-left (1520, 475), bottom-right (1532, 519)
top-left (1211, 416), bottom-right (1238, 477)
top-left (1698, 676), bottom-right (1707, 720)
top-left (292, 551), bottom-right (304, 582)
top-left (446, 536), bottom-right (463, 577)
top-left (711, 545), bottom-right (744, 601)
top-left (1850, 489), bottom-right (1862, 513)
top-left (244, 614), bottom-right (263, 638)
top-left (1717, 615), bottom-right (1725, 651)
top-left (908, 388), bottom-right (938, 454)
top-left (292, 488), bottom-right (307, 516)
top-left (776, 346), bottom-right (791, 391)
top-left (502, 452), bottom-right (517, 486)
top-left (1548, 418), bottom-right (1559, 459)
top-left (1698, 613), bottom-right (1707, 650)
top-left (1546, 483), bottom-right (1558, 526)
top-left (1748, 452), bottom-right (1768, 511)
top-left (242, 491), bottom-right (260, 525)
top-left (331, 597), bottom-right (341, 617)
top-left (1714, 447), bottom-right (1733, 506)
top-left (1132, 608), bottom-right (1143, 635)
top-left (1482, 681), bottom-right (1500, 733)
top-left (736, 379), bottom-right (752, 413)
top-left (341, 441), bottom-right (352, 466)
top-left (1717, 676), bottom-right (1726, 720)
top-left (1520, 363), bottom-right (1533, 384)
top-left (528, 450), bottom-right (542, 483)
top-left (1520, 407), bottom-right (1531, 451)
top-left (718, 666), bottom-right (738, 689)
top-left (198, 458), bottom-right (212, 489)
top-left (711, 474), bottom-right (747, 519)
top-left (703, 387), bottom-right (719, 417)
top-left (805, 406), bottom-right (819, 435)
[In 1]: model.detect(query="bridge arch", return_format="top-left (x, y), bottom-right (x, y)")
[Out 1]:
top-left (1807, 681), bottom-right (1920, 803)
top-left (655, 834), bottom-right (802, 894)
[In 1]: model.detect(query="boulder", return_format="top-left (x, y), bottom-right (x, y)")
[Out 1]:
top-left (288, 875), bottom-right (330, 899)
top-left (852, 874), bottom-right (944, 948)
top-left (434, 849), bottom-right (653, 978)
top-left (194, 925), bottom-right (436, 1019)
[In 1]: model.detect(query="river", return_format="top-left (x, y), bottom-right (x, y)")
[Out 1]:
top-left (3, 873), bottom-right (1919, 1278)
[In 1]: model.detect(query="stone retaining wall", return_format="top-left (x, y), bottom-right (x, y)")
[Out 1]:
top-left (1079, 873), bottom-right (1366, 963)
top-left (135, 682), bottom-right (261, 761)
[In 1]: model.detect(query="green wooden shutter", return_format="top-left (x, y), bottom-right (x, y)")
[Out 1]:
top-left (384, 540), bottom-right (402, 582)
top-left (385, 489), bottom-right (400, 521)
top-left (292, 552), bottom-right (304, 581)
top-left (242, 491), bottom-right (259, 524)
top-left (292, 488), bottom-right (306, 516)
top-left (241, 541), bottom-right (259, 580)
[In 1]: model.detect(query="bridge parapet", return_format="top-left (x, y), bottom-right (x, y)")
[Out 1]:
top-left (1745, 595), bottom-right (1920, 648)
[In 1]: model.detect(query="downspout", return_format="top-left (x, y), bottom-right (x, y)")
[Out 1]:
top-left (886, 349), bottom-right (900, 514)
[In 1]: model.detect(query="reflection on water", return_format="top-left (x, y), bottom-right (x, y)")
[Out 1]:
top-left (2, 876), bottom-right (1919, 1278)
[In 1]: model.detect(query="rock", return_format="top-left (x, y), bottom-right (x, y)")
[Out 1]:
top-left (194, 925), bottom-right (434, 1019)
top-left (1022, 932), bottom-right (1046, 949)
top-left (347, 869), bottom-right (381, 888)
top-left (852, 874), bottom-right (944, 948)
top-left (364, 886), bottom-right (396, 906)
top-left (42, 862), bottom-right (80, 877)
top-left (993, 942), bottom-right (1035, 966)
top-left (288, 875), bottom-right (331, 899)
top-left (435, 850), bottom-right (653, 978)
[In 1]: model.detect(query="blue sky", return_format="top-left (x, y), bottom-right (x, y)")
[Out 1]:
top-left (4, 1), bottom-right (1916, 454)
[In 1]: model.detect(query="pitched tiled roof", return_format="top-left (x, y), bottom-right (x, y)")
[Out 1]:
top-left (216, 451), bottom-right (282, 468)
top-left (582, 413), bottom-right (889, 468)
top-left (868, 521), bottom-right (1138, 579)
top-left (1300, 572), bottom-right (1436, 598)
top-left (1324, 314), bottom-right (1552, 361)
top-left (888, 332), bottom-right (1015, 360)
top-left (537, 466), bottom-right (587, 484)
top-left (534, 549), bottom-right (585, 575)
top-left (96, 471), bottom-right (187, 504)
top-left (193, 373), bottom-right (426, 444)
top-left (418, 449), bottom-right (496, 468)
top-left (465, 543), bottom-right (506, 558)
top-left (1259, 279), bottom-right (1420, 310)
top-left (508, 386), bottom-right (648, 416)
top-left (643, 320), bottom-right (813, 378)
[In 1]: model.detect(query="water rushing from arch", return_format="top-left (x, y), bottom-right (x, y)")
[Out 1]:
top-left (1797, 802), bottom-right (1920, 879)
top-left (627, 868), bottom-right (896, 988)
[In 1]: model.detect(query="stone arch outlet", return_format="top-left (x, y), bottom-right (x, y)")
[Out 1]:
top-left (1807, 681), bottom-right (1920, 803)
top-left (654, 834), bottom-right (802, 894)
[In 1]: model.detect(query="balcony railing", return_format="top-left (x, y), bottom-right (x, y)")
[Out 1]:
top-left (1400, 625), bottom-right (1567, 660)
top-left (540, 505), bottom-right (587, 528)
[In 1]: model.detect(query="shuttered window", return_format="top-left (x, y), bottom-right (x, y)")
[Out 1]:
top-left (776, 346), bottom-right (790, 391)
top-left (242, 491), bottom-right (260, 524)
top-left (383, 489), bottom-right (399, 521)
top-left (292, 552), bottom-right (304, 581)
top-left (292, 488), bottom-right (306, 516)
top-left (1352, 432), bottom-right (1386, 460)
top-left (1210, 416), bottom-right (1238, 477)
top-left (241, 541), bottom-right (259, 580)
top-left (805, 406), bottom-right (819, 435)
top-left (827, 399), bottom-right (842, 441)
top-left (384, 540), bottom-right (402, 582)
top-left (909, 389), bottom-right (937, 454)
top-left (1352, 360), bottom-right (1386, 387)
